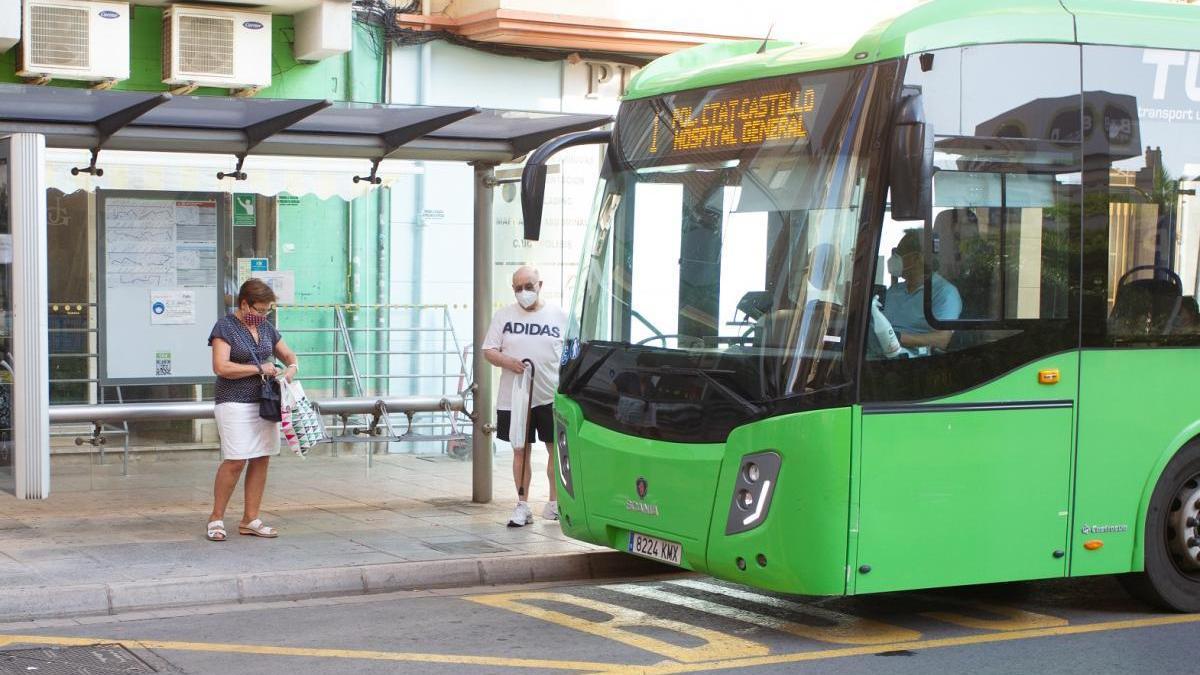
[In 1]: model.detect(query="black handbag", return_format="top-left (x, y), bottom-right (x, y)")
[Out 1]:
top-left (245, 324), bottom-right (283, 423)
top-left (257, 376), bottom-right (283, 422)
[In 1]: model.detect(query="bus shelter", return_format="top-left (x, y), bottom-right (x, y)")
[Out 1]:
top-left (0, 83), bottom-right (609, 501)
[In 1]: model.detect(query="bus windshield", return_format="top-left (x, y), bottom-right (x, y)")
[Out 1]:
top-left (562, 62), bottom-right (899, 442)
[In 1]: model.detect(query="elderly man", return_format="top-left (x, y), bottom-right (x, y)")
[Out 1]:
top-left (482, 266), bottom-right (568, 527)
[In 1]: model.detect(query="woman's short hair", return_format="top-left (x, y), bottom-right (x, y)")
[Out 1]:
top-left (237, 278), bottom-right (277, 308)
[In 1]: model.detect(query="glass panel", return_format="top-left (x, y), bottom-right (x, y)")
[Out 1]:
top-left (563, 62), bottom-right (899, 441)
top-left (629, 183), bottom-right (682, 345)
top-left (861, 44), bottom-right (1081, 402)
top-left (43, 179), bottom-right (413, 451)
top-left (0, 147), bottom-right (11, 477)
top-left (1082, 46), bottom-right (1200, 345)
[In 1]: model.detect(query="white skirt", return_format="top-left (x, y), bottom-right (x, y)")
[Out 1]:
top-left (214, 402), bottom-right (280, 460)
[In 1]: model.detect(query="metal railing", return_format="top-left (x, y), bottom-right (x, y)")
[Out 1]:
top-left (47, 303), bottom-right (131, 469)
top-left (45, 302), bottom-right (474, 470)
top-left (274, 303), bottom-right (471, 458)
top-left (50, 394), bottom-right (471, 473)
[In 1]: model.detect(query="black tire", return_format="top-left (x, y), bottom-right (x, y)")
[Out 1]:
top-left (1119, 440), bottom-right (1200, 612)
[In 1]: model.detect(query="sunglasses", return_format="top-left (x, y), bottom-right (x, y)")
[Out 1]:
top-left (249, 303), bottom-right (274, 315)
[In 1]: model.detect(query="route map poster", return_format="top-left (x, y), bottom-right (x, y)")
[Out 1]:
top-left (99, 194), bottom-right (224, 383)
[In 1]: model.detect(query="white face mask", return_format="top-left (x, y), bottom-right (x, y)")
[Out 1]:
top-left (886, 254), bottom-right (904, 277)
top-left (516, 289), bottom-right (538, 309)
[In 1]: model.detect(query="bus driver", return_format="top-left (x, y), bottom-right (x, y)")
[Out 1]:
top-left (871, 229), bottom-right (962, 357)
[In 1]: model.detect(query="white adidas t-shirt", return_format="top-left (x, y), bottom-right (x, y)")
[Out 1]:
top-left (483, 301), bottom-right (568, 410)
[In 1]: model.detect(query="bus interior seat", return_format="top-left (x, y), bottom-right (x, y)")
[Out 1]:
top-left (1172, 295), bottom-right (1200, 334)
top-left (1109, 277), bottom-right (1182, 336)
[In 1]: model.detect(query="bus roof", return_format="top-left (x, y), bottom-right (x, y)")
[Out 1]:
top-left (624, 0), bottom-right (1200, 101)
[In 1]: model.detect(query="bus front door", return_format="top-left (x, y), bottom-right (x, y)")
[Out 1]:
top-left (853, 360), bottom-right (1077, 595)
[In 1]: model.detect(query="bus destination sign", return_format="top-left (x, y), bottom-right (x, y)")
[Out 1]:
top-left (657, 88), bottom-right (817, 153)
top-left (619, 78), bottom-right (825, 167)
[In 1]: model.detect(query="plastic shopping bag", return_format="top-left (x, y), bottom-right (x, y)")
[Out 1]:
top-left (282, 378), bottom-right (326, 452)
top-left (280, 408), bottom-right (303, 456)
top-left (508, 367), bottom-right (533, 448)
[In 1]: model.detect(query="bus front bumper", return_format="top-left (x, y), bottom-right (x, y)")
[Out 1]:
top-left (553, 397), bottom-right (854, 596)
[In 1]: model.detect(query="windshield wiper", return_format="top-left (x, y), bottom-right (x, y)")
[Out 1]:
top-left (657, 366), bottom-right (765, 416)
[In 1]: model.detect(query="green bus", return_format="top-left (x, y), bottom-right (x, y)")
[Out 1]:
top-left (521, 0), bottom-right (1200, 612)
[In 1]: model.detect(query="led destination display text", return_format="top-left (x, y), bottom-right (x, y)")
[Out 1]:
top-left (653, 88), bottom-right (818, 153)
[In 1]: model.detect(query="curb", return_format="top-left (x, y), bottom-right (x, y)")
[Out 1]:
top-left (0, 551), bottom-right (675, 621)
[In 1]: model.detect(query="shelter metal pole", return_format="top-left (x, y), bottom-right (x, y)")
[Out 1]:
top-left (9, 134), bottom-right (49, 499)
top-left (471, 162), bottom-right (496, 503)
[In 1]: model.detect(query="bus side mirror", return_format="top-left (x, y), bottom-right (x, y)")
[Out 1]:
top-left (520, 130), bottom-right (612, 240)
top-left (520, 163), bottom-right (549, 239)
top-left (889, 91), bottom-right (933, 221)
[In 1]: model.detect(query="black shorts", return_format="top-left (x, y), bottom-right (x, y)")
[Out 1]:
top-left (496, 404), bottom-right (554, 445)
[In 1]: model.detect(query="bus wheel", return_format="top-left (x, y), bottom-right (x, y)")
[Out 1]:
top-left (1120, 442), bottom-right (1200, 612)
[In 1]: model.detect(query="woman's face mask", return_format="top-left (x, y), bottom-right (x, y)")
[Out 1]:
top-left (242, 303), bottom-right (270, 326)
top-left (886, 253), bottom-right (904, 278)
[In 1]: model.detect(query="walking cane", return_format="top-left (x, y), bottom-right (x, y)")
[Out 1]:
top-left (517, 359), bottom-right (536, 500)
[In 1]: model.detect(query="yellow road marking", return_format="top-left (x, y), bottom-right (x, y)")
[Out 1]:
top-left (0, 609), bottom-right (1196, 673)
top-left (466, 591), bottom-right (769, 662)
top-left (0, 633), bottom-right (626, 672)
top-left (922, 602), bottom-right (1068, 631)
top-left (632, 612), bottom-right (1200, 673)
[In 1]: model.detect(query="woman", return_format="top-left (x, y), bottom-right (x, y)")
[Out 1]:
top-left (205, 279), bottom-right (299, 542)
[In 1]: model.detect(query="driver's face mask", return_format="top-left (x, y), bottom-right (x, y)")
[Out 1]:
top-left (886, 253), bottom-right (904, 277)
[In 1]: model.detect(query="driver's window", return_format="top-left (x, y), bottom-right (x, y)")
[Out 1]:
top-left (861, 43), bottom-right (1082, 403)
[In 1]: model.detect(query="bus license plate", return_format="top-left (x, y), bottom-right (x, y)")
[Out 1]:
top-left (627, 531), bottom-right (682, 566)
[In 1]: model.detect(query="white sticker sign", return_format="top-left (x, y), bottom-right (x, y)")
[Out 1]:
top-left (149, 289), bottom-right (196, 325)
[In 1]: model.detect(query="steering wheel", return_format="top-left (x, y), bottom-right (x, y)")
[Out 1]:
top-left (635, 334), bottom-right (706, 349)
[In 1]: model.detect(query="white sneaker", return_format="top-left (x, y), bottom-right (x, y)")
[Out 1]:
top-left (507, 501), bottom-right (533, 527)
top-left (542, 501), bottom-right (559, 521)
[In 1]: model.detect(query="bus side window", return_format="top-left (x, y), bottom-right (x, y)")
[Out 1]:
top-left (1081, 45), bottom-right (1200, 347)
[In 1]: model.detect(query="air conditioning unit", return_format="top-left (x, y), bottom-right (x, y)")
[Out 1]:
top-left (17, 0), bottom-right (130, 82)
top-left (162, 5), bottom-right (271, 89)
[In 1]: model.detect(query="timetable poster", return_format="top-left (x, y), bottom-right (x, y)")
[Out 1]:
top-left (104, 199), bottom-right (218, 288)
top-left (101, 196), bottom-right (221, 383)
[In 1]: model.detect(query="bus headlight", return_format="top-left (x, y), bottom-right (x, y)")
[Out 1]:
top-left (554, 413), bottom-right (574, 498)
top-left (725, 451), bottom-right (781, 535)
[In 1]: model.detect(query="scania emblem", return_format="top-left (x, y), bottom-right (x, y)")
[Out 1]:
top-left (636, 477), bottom-right (647, 499)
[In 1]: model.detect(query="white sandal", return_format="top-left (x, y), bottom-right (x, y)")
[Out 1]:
top-left (206, 520), bottom-right (227, 542)
top-left (238, 518), bottom-right (278, 538)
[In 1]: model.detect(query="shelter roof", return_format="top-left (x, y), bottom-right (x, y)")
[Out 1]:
top-left (0, 84), bottom-right (611, 163)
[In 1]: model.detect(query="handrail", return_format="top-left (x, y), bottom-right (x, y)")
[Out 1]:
top-left (48, 394), bottom-right (465, 425)
top-left (334, 305), bottom-right (365, 396)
